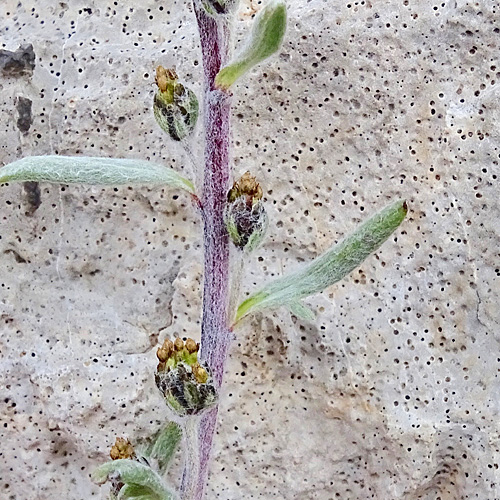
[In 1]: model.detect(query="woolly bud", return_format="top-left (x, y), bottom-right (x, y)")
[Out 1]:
top-left (155, 337), bottom-right (216, 417)
top-left (153, 66), bottom-right (199, 141)
top-left (201, 0), bottom-right (239, 16)
top-left (225, 172), bottom-right (268, 252)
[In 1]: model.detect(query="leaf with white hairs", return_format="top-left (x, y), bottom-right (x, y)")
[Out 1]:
top-left (235, 200), bottom-right (408, 322)
top-left (92, 460), bottom-right (175, 500)
top-left (215, 0), bottom-right (287, 90)
top-left (139, 422), bottom-right (182, 475)
top-left (0, 156), bottom-right (195, 194)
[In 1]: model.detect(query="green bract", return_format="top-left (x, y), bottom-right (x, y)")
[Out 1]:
top-left (235, 200), bottom-right (408, 322)
top-left (153, 69), bottom-right (199, 142)
top-left (215, 0), bottom-right (287, 90)
top-left (92, 460), bottom-right (175, 500)
top-left (0, 155), bottom-right (195, 194)
top-left (224, 198), bottom-right (268, 252)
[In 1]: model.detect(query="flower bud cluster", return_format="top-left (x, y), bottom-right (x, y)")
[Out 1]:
top-left (110, 437), bottom-right (135, 461)
top-left (108, 437), bottom-right (136, 497)
top-left (155, 337), bottom-right (217, 417)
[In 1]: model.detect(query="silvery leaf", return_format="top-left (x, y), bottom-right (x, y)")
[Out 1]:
top-left (0, 156), bottom-right (195, 194)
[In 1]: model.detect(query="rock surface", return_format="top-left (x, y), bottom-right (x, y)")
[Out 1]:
top-left (0, 0), bottom-right (499, 499)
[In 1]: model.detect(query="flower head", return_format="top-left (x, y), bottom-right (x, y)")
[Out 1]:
top-left (155, 337), bottom-right (217, 417)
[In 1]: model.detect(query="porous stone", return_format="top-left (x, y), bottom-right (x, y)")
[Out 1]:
top-left (0, 1), bottom-right (499, 499)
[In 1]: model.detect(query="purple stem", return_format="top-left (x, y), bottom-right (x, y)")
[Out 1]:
top-left (191, 2), bottom-right (233, 499)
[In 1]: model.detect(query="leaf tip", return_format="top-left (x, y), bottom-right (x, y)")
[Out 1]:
top-left (91, 464), bottom-right (108, 485)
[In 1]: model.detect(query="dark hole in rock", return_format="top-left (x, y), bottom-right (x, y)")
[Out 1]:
top-left (23, 181), bottom-right (41, 215)
top-left (16, 96), bottom-right (33, 133)
top-left (0, 44), bottom-right (36, 77)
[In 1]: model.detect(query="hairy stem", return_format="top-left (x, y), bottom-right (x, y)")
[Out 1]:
top-left (199, 88), bottom-right (232, 384)
top-left (180, 417), bottom-right (200, 500)
top-left (191, 2), bottom-right (233, 499)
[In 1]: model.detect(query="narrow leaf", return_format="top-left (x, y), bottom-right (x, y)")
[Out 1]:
top-left (288, 300), bottom-right (315, 321)
top-left (215, 0), bottom-right (287, 90)
top-left (236, 200), bottom-right (407, 322)
top-left (0, 156), bottom-right (195, 194)
top-left (92, 460), bottom-right (174, 500)
top-left (141, 422), bottom-right (182, 474)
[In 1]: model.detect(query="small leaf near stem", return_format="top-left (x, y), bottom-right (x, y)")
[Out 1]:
top-left (0, 156), bottom-right (195, 194)
top-left (214, 0), bottom-right (287, 91)
top-left (235, 200), bottom-right (408, 323)
top-left (92, 460), bottom-right (175, 500)
top-left (139, 422), bottom-right (182, 475)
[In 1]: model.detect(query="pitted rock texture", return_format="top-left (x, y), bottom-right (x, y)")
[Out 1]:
top-left (1, 1), bottom-right (499, 499)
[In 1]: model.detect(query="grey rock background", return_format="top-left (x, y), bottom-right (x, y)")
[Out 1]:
top-left (1, 0), bottom-right (499, 498)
